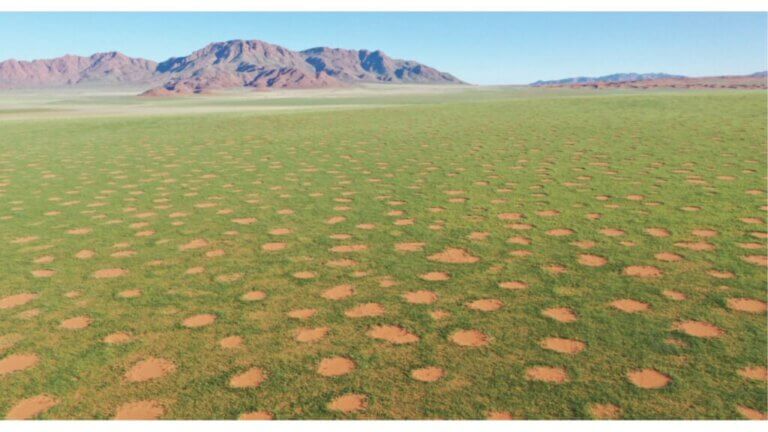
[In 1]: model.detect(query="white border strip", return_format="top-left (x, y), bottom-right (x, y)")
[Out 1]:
top-left (1, 0), bottom-right (767, 12)
top-left (3, 420), bottom-right (768, 432)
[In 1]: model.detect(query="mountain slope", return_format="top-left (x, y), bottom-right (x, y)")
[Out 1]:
top-left (143, 40), bottom-right (340, 95)
top-left (300, 47), bottom-right (463, 84)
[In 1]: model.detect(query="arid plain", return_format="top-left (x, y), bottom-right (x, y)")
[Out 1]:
top-left (0, 86), bottom-right (766, 419)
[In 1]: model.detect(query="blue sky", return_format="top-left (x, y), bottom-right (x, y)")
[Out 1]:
top-left (0, 12), bottom-right (765, 84)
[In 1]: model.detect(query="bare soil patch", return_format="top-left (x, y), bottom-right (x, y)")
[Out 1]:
top-left (578, 254), bottom-right (607, 267)
top-left (322, 284), bottom-right (354, 300)
top-left (411, 366), bottom-right (445, 382)
top-left (395, 242), bottom-right (425, 252)
top-left (219, 336), bottom-right (243, 349)
top-left (103, 332), bottom-right (132, 344)
top-left (738, 366), bottom-right (768, 382)
top-left (345, 303), bottom-right (385, 318)
top-left (655, 252), bottom-right (683, 262)
top-left (540, 337), bottom-right (586, 354)
top-left (60, 316), bottom-right (92, 330)
top-left (179, 239), bottom-right (208, 251)
top-left (367, 325), bottom-right (419, 344)
top-left (468, 299), bottom-right (503, 312)
top-left (726, 298), bottom-right (766, 313)
top-left (572, 240), bottom-right (596, 249)
top-left (93, 268), bottom-right (128, 278)
top-left (737, 406), bottom-right (767, 420)
top-left (5, 395), bottom-right (58, 420)
top-left (627, 369), bottom-right (670, 389)
top-left (242, 291), bottom-right (266, 301)
top-left (205, 249), bottom-right (225, 258)
top-left (75, 249), bottom-right (95, 259)
top-left (295, 327), bottom-right (329, 342)
top-left (262, 242), bottom-right (287, 251)
top-left (742, 255), bottom-right (768, 266)
top-left (589, 403), bottom-right (621, 419)
top-left (0, 293), bottom-right (38, 310)
top-left (403, 290), bottom-right (438, 304)
top-left (622, 266), bottom-right (662, 278)
top-left (118, 289), bottom-right (141, 298)
top-left (292, 271), bottom-right (317, 280)
top-left (450, 330), bottom-right (490, 347)
top-left (427, 248), bottom-right (479, 263)
top-left (326, 259), bottom-right (357, 267)
top-left (526, 366), bottom-right (568, 383)
top-left (0, 353), bottom-right (39, 375)
top-left (113, 400), bottom-right (164, 420)
top-left (645, 228), bottom-right (670, 237)
top-left (287, 309), bottom-right (317, 320)
top-left (662, 290), bottom-right (686, 301)
top-left (186, 266), bottom-right (204, 275)
top-left (326, 216), bottom-right (346, 225)
top-left (269, 228), bottom-right (292, 235)
top-left (692, 229), bottom-right (718, 237)
top-left (34, 255), bottom-right (54, 264)
top-left (182, 314), bottom-right (216, 328)
top-left (419, 272), bottom-right (450, 281)
top-left (229, 367), bottom-right (267, 388)
top-left (675, 241), bottom-right (715, 251)
top-left (499, 281), bottom-right (528, 290)
top-left (318, 356), bottom-right (356, 377)
top-left (67, 228), bottom-right (92, 235)
top-left (327, 394), bottom-right (367, 413)
top-left (738, 242), bottom-right (763, 250)
top-left (707, 269), bottom-right (734, 279)
top-left (675, 321), bottom-right (724, 338)
top-left (537, 209), bottom-right (560, 217)
top-left (125, 357), bottom-right (176, 382)
top-left (507, 236), bottom-right (531, 245)
top-left (31, 269), bottom-right (55, 278)
top-left (542, 307), bottom-right (577, 323)
top-left (544, 264), bottom-right (567, 274)
top-left (330, 244), bottom-right (368, 253)
top-left (239, 411), bottom-right (274, 420)
top-left (486, 411), bottom-right (515, 420)
top-left (610, 299), bottom-right (649, 313)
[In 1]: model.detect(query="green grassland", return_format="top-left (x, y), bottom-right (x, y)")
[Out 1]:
top-left (0, 88), bottom-right (765, 419)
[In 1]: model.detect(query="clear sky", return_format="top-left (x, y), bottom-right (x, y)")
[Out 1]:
top-left (0, 12), bottom-right (765, 84)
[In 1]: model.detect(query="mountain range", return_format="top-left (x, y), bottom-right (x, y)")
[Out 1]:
top-left (531, 72), bottom-right (767, 89)
top-left (0, 39), bottom-right (465, 95)
top-left (530, 73), bottom-right (686, 86)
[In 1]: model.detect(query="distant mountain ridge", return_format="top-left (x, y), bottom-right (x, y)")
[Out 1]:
top-left (530, 73), bottom-right (685, 87)
top-left (0, 39), bottom-right (465, 95)
top-left (0, 52), bottom-right (158, 87)
top-left (531, 71), bottom-right (767, 90)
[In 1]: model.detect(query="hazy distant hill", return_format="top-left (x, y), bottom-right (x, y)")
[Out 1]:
top-left (530, 71), bottom-right (766, 90)
top-left (530, 73), bottom-right (685, 87)
top-left (0, 52), bottom-right (158, 88)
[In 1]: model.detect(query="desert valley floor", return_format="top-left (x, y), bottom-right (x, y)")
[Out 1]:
top-left (0, 86), bottom-right (766, 419)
